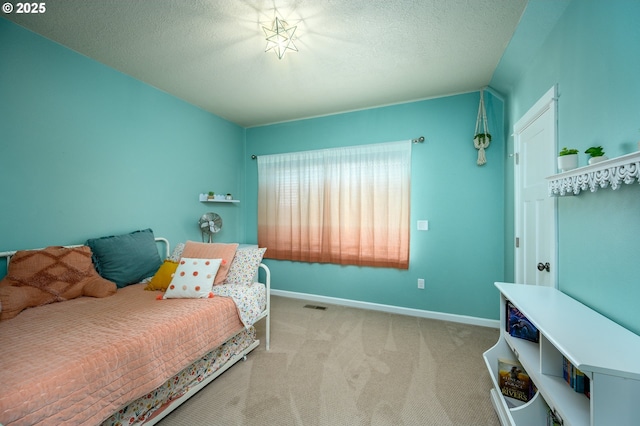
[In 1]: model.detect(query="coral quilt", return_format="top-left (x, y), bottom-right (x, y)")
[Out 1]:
top-left (0, 283), bottom-right (245, 426)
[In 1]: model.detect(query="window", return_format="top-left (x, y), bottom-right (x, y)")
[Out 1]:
top-left (257, 141), bottom-right (411, 269)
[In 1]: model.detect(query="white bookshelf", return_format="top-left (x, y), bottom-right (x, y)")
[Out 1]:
top-left (483, 283), bottom-right (640, 425)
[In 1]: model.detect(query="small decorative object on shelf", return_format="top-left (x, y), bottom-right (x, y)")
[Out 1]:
top-left (207, 191), bottom-right (215, 200)
top-left (225, 193), bottom-right (233, 200)
top-left (585, 146), bottom-right (608, 165)
top-left (557, 147), bottom-right (579, 172)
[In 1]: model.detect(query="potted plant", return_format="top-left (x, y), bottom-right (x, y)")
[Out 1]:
top-left (585, 146), bottom-right (608, 165)
top-left (473, 90), bottom-right (491, 165)
top-left (474, 133), bottom-right (492, 145)
top-left (473, 133), bottom-right (491, 165)
top-left (557, 147), bottom-right (579, 172)
top-left (207, 191), bottom-right (215, 200)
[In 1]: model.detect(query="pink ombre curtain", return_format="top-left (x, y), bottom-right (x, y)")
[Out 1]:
top-left (257, 141), bottom-right (411, 269)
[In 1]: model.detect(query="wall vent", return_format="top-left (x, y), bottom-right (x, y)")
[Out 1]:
top-left (303, 304), bottom-right (327, 310)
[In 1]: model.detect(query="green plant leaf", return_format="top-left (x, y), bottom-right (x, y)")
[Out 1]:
top-left (584, 146), bottom-right (605, 157)
top-left (559, 147), bottom-right (579, 156)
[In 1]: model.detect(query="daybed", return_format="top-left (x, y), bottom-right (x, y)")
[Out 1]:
top-left (0, 230), bottom-right (270, 426)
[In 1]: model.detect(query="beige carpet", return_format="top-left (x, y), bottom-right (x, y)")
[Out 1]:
top-left (158, 296), bottom-right (500, 426)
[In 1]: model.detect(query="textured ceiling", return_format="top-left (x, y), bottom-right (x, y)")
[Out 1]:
top-left (5, 0), bottom-right (528, 127)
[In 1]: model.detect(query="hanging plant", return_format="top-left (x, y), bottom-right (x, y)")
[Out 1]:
top-left (474, 90), bottom-right (491, 166)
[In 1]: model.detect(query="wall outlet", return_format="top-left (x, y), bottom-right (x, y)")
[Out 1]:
top-left (417, 278), bottom-right (425, 289)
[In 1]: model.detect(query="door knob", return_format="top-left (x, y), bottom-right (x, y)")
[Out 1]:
top-left (537, 262), bottom-right (550, 272)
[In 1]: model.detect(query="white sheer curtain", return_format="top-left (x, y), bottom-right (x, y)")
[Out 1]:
top-left (257, 140), bottom-right (411, 269)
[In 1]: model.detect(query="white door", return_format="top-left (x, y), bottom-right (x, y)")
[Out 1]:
top-left (514, 86), bottom-right (558, 287)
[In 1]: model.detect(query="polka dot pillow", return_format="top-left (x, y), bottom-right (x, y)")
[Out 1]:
top-left (163, 258), bottom-right (222, 299)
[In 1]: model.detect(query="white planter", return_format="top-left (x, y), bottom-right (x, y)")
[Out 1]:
top-left (588, 155), bottom-right (608, 165)
top-left (557, 154), bottom-right (578, 172)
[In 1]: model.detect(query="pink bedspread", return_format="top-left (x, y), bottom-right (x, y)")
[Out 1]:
top-left (0, 283), bottom-right (244, 426)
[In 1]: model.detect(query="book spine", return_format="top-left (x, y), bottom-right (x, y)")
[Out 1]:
top-left (570, 362), bottom-right (575, 389)
top-left (562, 355), bottom-right (589, 396)
top-left (574, 368), bottom-right (585, 393)
top-left (584, 375), bottom-right (591, 399)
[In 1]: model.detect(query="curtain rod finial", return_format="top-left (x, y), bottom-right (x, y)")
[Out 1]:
top-left (412, 136), bottom-right (425, 144)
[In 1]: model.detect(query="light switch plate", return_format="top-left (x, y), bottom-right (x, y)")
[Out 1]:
top-left (417, 220), bottom-right (429, 231)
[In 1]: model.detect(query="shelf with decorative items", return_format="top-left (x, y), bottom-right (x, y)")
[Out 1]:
top-left (547, 151), bottom-right (640, 196)
top-left (199, 193), bottom-right (239, 203)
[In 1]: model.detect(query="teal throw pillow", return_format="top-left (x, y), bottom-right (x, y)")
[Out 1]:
top-left (87, 228), bottom-right (162, 288)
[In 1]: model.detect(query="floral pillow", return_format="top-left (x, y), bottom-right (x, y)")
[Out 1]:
top-left (163, 257), bottom-right (222, 299)
top-left (167, 242), bottom-right (185, 263)
top-left (223, 247), bottom-right (267, 286)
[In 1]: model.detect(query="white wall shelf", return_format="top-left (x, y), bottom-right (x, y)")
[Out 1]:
top-left (198, 194), bottom-right (239, 203)
top-left (547, 151), bottom-right (640, 196)
top-left (483, 282), bottom-right (640, 426)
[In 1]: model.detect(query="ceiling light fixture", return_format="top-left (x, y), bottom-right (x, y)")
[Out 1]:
top-left (262, 16), bottom-right (298, 59)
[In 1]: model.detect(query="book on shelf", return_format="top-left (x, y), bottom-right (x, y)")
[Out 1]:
top-left (498, 358), bottom-right (535, 403)
top-left (562, 355), bottom-right (590, 398)
top-left (506, 300), bottom-right (539, 343)
top-left (547, 408), bottom-right (562, 426)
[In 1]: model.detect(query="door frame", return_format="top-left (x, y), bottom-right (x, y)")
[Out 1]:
top-left (514, 85), bottom-right (559, 287)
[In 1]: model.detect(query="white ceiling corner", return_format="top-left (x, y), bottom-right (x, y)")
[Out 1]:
top-left (5, 0), bottom-right (528, 127)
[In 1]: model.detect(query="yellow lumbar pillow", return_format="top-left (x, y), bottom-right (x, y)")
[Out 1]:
top-left (144, 260), bottom-right (179, 291)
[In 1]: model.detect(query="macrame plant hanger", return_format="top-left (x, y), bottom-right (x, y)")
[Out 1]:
top-left (474, 90), bottom-right (491, 166)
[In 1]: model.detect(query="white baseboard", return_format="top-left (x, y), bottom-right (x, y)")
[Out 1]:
top-left (271, 289), bottom-right (500, 329)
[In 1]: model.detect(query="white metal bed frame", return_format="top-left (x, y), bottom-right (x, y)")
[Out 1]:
top-left (0, 237), bottom-right (172, 267)
top-left (0, 237), bottom-right (271, 425)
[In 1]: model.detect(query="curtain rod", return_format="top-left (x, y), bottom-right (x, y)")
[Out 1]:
top-left (251, 136), bottom-right (425, 159)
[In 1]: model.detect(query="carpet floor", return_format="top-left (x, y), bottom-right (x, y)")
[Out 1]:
top-left (158, 295), bottom-right (501, 426)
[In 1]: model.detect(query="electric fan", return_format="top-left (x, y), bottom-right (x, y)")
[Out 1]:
top-left (198, 212), bottom-right (222, 242)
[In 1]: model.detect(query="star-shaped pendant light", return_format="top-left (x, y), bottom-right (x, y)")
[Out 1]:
top-left (263, 16), bottom-right (298, 59)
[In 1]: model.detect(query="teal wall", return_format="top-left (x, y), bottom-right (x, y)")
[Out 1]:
top-left (0, 18), bottom-right (246, 270)
top-left (245, 92), bottom-right (506, 320)
top-left (1, 13), bottom-right (517, 323)
top-left (492, 0), bottom-right (640, 334)
top-left (7, 1), bottom-right (637, 329)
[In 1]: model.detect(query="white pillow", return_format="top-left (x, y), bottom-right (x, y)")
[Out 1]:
top-left (163, 257), bottom-right (222, 299)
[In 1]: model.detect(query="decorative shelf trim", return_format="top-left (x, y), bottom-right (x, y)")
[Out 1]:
top-left (547, 151), bottom-right (640, 196)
